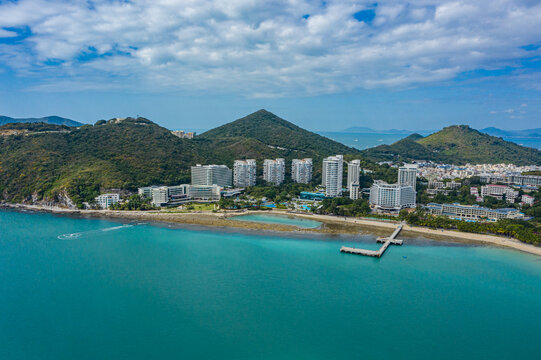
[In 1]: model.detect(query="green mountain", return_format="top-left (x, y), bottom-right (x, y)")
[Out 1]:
top-left (361, 125), bottom-right (541, 165)
top-left (0, 111), bottom-right (362, 207)
top-left (199, 109), bottom-right (357, 157)
top-left (0, 115), bottom-right (83, 127)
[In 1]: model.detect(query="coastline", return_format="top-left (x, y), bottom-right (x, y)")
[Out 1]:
top-left (2, 203), bottom-right (540, 256)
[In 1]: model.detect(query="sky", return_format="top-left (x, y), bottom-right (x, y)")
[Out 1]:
top-left (0, 0), bottom-right (541, 131)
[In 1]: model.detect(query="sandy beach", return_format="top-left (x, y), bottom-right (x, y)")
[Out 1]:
top-left (2, 203), bottom-right (540, 256)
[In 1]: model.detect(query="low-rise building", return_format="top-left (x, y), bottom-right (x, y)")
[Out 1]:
top-left (521, 194), bottom-right (535, 206)
top-left (189, 184), bottom-right (221, 201)
top-left (95, 193), bottom-right (120, 209)
top-left (480, 184), bottom-right (519, 203)
top-left (424, 203), bottom-right (523, 222)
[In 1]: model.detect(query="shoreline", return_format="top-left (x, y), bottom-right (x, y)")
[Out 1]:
top-left (2, 203), bottom-right (540, 256)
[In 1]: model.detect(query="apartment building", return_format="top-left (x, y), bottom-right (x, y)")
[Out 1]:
top-left (291, 158), bottom-right (313, 184)
top-left (322, 155), bottom-right (343, 197)
top-left (263, 158), bottom-right (285, 185)
top-left (95, 193), bottom-right (120, 209)
top-left (233, 159), bottom-right (257, 187)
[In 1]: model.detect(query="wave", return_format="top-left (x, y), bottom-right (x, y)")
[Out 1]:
top-left (57, 224), bottom-right (135, 240)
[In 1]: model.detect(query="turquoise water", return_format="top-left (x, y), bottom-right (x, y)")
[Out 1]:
top-left (231, 213), bottom-right (322, 228)
top-left (1, 209), bottom-right (540, 360)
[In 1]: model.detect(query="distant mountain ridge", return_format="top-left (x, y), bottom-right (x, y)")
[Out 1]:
top-left (0, 115), bottom-right (83, 127)
top-left (480, 127), bottom-right (541, 138)
top-left (361, 125), bottom-right (541, 165)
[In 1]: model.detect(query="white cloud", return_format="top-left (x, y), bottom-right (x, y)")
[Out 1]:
top-left (503, 109), bottom-right (514, 113)
top-left (0, 0), bottom-right (541, 96)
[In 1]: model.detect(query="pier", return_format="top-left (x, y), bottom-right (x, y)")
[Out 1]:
top-left (340, 224), bottom-right (403, 258)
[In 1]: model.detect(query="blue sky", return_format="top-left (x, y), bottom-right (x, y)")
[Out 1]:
top-left (0, 0), bottom-right (540, 131)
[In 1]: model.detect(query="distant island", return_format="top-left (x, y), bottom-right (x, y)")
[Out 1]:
top-left (0, 115), bottom-right (83, 127)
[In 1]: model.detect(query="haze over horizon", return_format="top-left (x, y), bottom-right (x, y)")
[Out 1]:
top-left (1, 0), bottom-right (541, 131)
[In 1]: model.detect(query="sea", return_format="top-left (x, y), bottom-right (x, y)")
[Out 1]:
top-left (318, 131), bottom-right (541, 150)
top-left (1, 209), bottom-right (540, 360)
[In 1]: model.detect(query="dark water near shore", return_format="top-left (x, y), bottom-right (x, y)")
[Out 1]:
top-left (1, 210), bottom-right (540, 359)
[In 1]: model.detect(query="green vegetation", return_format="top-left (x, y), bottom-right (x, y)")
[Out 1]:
top-left (400, 209), bottom-right (541, 245)
top-left (0, 110), bottom-right (369, 207)
top-left (315, 197), bottom-right (371, 217)
top-left (362, 125), bottom-right (541, 165)
top-left (110, 194), bottom-right (155, 211)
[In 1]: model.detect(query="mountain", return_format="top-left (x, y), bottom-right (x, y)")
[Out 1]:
top-left (197, 110), bottom-right (359, 158)
top-left (0, 115), bottom-right (83, 127)
top-left (0, 111), bottom-right (363, 207)
top-left (481, 127), bottom-right (541, 138)
top-left (362, 125), bottom-right (541, 165)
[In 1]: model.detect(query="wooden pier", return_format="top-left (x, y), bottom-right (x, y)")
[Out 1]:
top-left (340, 224), bottom-right (403, 258)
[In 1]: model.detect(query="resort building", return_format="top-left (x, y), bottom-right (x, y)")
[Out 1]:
top-left (233, 159), bottom-right (257, 187)
top-left (480, 185), bottom-right (519, 203)
top-left (398, 164), bottom-right (418, 190)
top-left (188, 185), bottom-right (221, 201)
top-left (369, 180), bottom-right (416, 212)
top-left (480, 174), bottom-right (541, 187)
top-left (94, 193), bottom-right (120, 209)
top-left (263, 158), bottom-right (285, 185)
top-left (322, 155), bottom-right (343, 197)
top-left (349, 182), bottom-right (360, 201)
top-left (347, 159), bottom-right (361, 189)
top-left (191, 164), bottom-right (232, 187)
top-left (171, 130), bottom-right (195, 139)
top-left (291, 158), bottom-right (313, 184)
top-left (424, 203), bottom-right (524, 222)
top-left (521, 194), bottom-right (534, 206)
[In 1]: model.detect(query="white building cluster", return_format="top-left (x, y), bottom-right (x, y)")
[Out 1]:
top-left (369, 164), bottom-right (418, 212)
top-left (139, 184), bottom-right (221, 206)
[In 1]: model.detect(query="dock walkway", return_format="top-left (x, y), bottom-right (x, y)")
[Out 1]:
top-left (340, 224), bottom-right (403, 258)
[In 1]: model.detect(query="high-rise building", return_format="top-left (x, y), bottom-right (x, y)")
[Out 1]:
top-left (291, 158), bottom-right (313, 184)
top-left (369, 180), bottom-right (416, 212)
top-left (347, 159), bottom-right (361, 189)
top-left (233, 159), bottom-right (257, 187)
top-left (349, 182), bottom-right (360, 200)
top-left (398, 164), bottom-right (418, 190)
top-left (263, 158), bottom-right (285, 185)
top-left (191, 164), bottom-right (232, 187)
top-left (322, 155), bottom-right (343, 197)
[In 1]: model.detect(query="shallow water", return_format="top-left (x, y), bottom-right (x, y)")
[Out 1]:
top-left (1, 209), bottom-right (540, 360)
top-left (231, 213), bottom-right (322, 228)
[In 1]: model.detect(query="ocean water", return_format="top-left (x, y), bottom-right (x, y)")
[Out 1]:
top-left (318, 131), bottom-right (541, 150)
top-left (1, 209), bottom-right (540, 360)
top-left (231, 213), bottom-right (322, 228)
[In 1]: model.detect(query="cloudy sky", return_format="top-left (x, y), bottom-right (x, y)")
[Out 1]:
top-left (0, 0), bottom-right (540, 130)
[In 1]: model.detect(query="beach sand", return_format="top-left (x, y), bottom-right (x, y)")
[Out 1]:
top-left (2, 203), bottom-right (540, 256)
